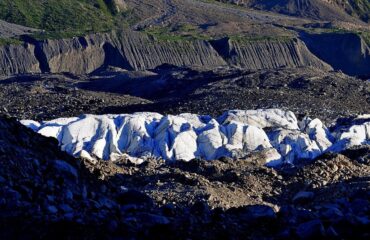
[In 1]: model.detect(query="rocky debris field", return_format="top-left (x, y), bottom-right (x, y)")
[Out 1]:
top-left (127, 67), bottom-right (368, 124)
top-left (0, 67), bottom-right (369, 124)
top-left (1, 115), bottom-right (370, 239)
top-left (0, 74), bottom-right (151, 121)
top-left (0, 65), bottom-right (369, 239)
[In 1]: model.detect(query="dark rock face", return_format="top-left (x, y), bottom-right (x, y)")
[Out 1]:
top-left (210, 37), bottom-right (332, 71)
top-left (302, 32), bottom-right (370, 77)
top-left (40, 35), bottom-right (107, 75)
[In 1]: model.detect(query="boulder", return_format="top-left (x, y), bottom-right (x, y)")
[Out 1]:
top-left (296, 220), bottom-right (325, 239)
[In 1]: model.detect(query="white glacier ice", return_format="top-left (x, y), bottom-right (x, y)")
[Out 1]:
top-left (21, 109), bottom-right (370, 166)
top-left (329, 115), bottom-right (370, 153)
top-left (20, 120), bottom-right (40, 132)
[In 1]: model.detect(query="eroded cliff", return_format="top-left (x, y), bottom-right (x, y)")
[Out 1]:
top-left (0, 43), bottom-right (40, 75)
top-left (2, 30), bottom-right (368, 76)
top-left (302, 32), bottom-right (370, 77)
top-left (210, 37), bottom-right (332, 70)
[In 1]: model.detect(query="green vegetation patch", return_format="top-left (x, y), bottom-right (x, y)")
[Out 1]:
top-left (0, 0), bottom-right (136, 39)
top-left (199, 0), bottom-right (245, 10)
top-left (358, 31), bottom-right (370, 45)
top-left (0, 37), bottom-right (23, 46)
top-left (143, 24), bottom-right (212, 42)
top-left (229, 34), bottom-right (293, 44)
top-left (305, 27), bottom-right (370, 46)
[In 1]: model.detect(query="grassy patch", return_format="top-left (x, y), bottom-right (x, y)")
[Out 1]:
top-left (358, 31), bottom-right (370, 45)
top-left (229, 34), bottom-right (293, 43)
top-left (304, 27), bottom-right (355, 35)
top-left (199, 0), bottom-right (245, 10)
top-left (0, 38), bottom-right (23, 46)
top-left (142, 25), bottom-right (293, 44)
top-left (304, 27), bottom-right (370, 46)
top-left (0, 0), bottom-right (139, 40)
top-left (142, 24), bottom-right (212, 42)
top-left (120, 8), bottom-right (141, 27)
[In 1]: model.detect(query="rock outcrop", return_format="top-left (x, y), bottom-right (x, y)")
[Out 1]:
top-left (113, 0), bottom-right (127, 12)
top-left (21, 109), bottom-right (370, 166)
top-left (302, 32), bottom-right (370, 77)
top-left (0, 30), bottom-right (335, 76)
top-left (114, 31), bottom-right (227, 71)
top-left (0, 43), bottom-right (40, 75)
top-left (34, 30), bottom-right (227, 74)
top-left (40, 35), bottom-right (107, 75)
top-left (210, 37), bottom-right (333, 71)
top-left (217, 0), bottom-right (365, 23)
top-left (3, 30), bottom-right (369, 77)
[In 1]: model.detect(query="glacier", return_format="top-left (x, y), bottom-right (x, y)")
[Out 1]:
top-left (21, 109), bottom-right (370, 166)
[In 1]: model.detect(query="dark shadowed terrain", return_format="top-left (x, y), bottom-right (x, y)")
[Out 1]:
top-left (1, 116), bottom-right (369, 239)
top-left (0, 67), bottom-right (368, 124)
top-left (0, 0), bottom-right (369, 239)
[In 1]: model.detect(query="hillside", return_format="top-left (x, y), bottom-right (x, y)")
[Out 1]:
top-left (332, 0), bottom-right (370, 22)
top-left (217, 0), bottom-right (370, 23)
top-left (0, 0), bottom-right (127, 38)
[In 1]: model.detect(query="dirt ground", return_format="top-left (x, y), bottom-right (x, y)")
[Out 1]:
top-left (1, 67), bottom-right (368, 125)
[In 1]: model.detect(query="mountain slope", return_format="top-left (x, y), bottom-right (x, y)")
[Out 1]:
top-left (217, 0), bottom-right (370, 23)
top-left (0, 0), bottom-right (120, 38)
top-left (335, 0), bottom-right (370, 22)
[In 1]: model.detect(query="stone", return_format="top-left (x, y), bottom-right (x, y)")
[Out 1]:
top-left (140, 213), bottom-right (170, 226)
top-left (52, 160), bottom-right (78, 179)
top-left (321, 206), bottom-right (344, 221)
top-left (355, 216), bottom-right (370, 225)
top-left (0, 175), bottom-right (5, 183)
top-left (5, 189), bottom-right (21, 201)
top-left (296, 220), bottom-right (325, 239)
top-left (349, 199), bottom-right (369, 215)
top-left (117, 190), bottom-right (153, 206)
top-left (65, 189), bottom-right (74, 201)
top-left (63, 213), bottom-right (75, 221)
top-left (59, 204), bottom-right (73, 213)
top-left (98, 197), bottom-right (116, 209)
top-left (293, 191), bottom-right (314, 204)
top-left (47, 205), bottom-right (58, 214)
top-left (238, 205), bottom-right (276, 221)
top-left (326, 226), bottom-right (339, 237)
top-left (107, 220), bottom-right (118, 232)
top-left (161, 204), bottom-right (176, 217)
top-left (190, 201), bottom-right (211, 216)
